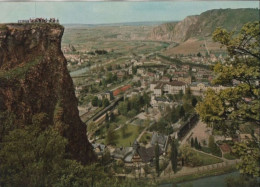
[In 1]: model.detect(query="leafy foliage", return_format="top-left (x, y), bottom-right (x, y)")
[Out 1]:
top-left (0, 112), bottom-right (154, 186)
top-left (232, 142), bottom-right (259, 177)
top-left (149, 118), bottom-right (173, 135)
top-left (0, 115), bottom-right (80, 186)
top-left (196, 22), bottom-right (260, 177)
top-left (118, 94), bottom-right (148, 117)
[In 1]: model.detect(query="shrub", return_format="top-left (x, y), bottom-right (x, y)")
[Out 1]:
top-left (223, 153), bottom-right (236, 160)
top-left (208, 135), bottom-right (222, 157)
top-left (190, 153), bottom-right (203, 167)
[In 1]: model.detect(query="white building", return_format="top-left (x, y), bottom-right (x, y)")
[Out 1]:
top-left (154, 82), bottom-right (164, 96)
top-left (151, 80), bottom-right (186, 96)
top-left (164, 81), bottom-right (186, 95)
top-left (137, 68), bottom-right (146, 76)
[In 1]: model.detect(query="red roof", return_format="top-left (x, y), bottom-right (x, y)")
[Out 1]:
top-left (167, 80), bottom-right (185, 86)
top-left (113, 85), bottom-right (131, 96)
top-left (219, 143), bottom-right (231, 153)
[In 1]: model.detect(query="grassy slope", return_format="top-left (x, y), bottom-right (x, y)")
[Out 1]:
top-left (0, 57), bottom-right (42, 80)
top-left (192, 149), bottom-right (223, 165)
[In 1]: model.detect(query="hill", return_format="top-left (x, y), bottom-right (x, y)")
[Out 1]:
top-left (150, 8), bottom-right (259, 42)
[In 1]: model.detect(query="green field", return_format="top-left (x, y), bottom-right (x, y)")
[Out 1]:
top-left (114, 124), bottom-right (144, 147)
top-left (139, 132), bottom-right (152, 144)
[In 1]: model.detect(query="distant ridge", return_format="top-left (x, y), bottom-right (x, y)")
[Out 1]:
top-left (64, 21), bottom-right (178, 28)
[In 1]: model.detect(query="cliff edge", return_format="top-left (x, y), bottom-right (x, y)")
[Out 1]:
top-left (0, 23), bottom-right (95, 164)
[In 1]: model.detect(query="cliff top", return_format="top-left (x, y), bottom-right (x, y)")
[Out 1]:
top-left (0, 23), bottom-right (63, 29)
top-left (0, 23), bottom-right (65, 71)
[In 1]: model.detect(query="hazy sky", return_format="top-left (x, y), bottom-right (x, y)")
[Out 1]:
top-left (0, 1), bottom-right (258, 24)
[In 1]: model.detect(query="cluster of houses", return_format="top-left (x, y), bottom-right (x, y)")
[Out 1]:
top-left (175, 53), bottom-right (224, 65)
top-left (92, 132), bottom-right (169, 166)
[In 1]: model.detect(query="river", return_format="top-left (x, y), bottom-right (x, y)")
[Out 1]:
top-left (69, 63), bottom-right (101, 77)
top-left (69, 66), bottom-right (90, 76)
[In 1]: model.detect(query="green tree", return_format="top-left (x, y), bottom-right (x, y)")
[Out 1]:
top-left (178, 90), bottom-right (184, 99)
top-left (103, 98), bottom-right (110, 107)
top-left (129, 96), bottom-right (141, 113)
top-left (101, 149), bottom-right (111, 166)
top-left (155, 143), bottom-right (160, 176)
top-left (179, 106), bottom-right (185, 119)
top-left (110, 112), bottom-right (115, 122)
top-left (198, 142), bottom-right (202, 150)
top-left (179, 145), bottom-right (202, 167)
top-left (194, 137), bottom-right (199, 149)
top-left (197, 52), bottom-right (202, 57)
top-left (196, 22), bottom-right (260, 177)
top-left (91, 96), bottom-right (99, 107)
top-left (132, 66), bottom-right (137, 75)
top-left (208, 135), bottom-right (215, 151)
top-left (185, 87), bottom-right (192, 96)
top-left (98, 99), bottom-right (103, 107)
top-left (142, 92), bottom-right (151, 106)
top-left (127, 109), bottom-right (137, 118)
top-left (106, 72), bottom-right (113, 83)
top-left (0, 115), bottom-right (98, 187)
top-left (105, 128), bottom-right (118, 145)
top-left (170, 107), bottom-right (179, 123)
top-left (118, 101), bottom-right (128, 116)
top-left (191, 97), bottom-right (198, 107)
top-left (112, 74), bottom-right (118, 82)
top-left (170, 139), bottom-right (178, 173)
top-left (105, 113), bottom-right (109, 122)
top-left (190, 137), bottom-right (194, 147)
top-left (121, 124), bottom-right (128, 138)
top-left (179, 145), bottom-right (193, 166)
top-left (208, 135), bottom-right (222, 157)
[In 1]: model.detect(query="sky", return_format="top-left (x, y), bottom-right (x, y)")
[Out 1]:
top-left (0, 1), bottom-right (258, 24)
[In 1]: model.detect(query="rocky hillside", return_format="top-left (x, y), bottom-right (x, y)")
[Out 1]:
top-left (151, 8), bottom-right (259, 42)
top-left (0, 23), bottom-right (95, 164)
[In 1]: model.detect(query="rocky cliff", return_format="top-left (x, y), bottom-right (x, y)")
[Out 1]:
top-left (150, 8), bottom-right (259, 42)
top-left (0, 23), bottom-right (95, 164)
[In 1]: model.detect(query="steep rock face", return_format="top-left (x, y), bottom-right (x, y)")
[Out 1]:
top-left (172, 16), bottom-right (199, 42)
top-left (150, 8), bottom-right (259, 42)
top-left (150, 22), bottom-right (177, 41)
top-left (0, 24), bottom-right (95, 164)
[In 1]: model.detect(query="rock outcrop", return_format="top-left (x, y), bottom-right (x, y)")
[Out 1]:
top-left (0, 23), bottom-right (95, 164)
